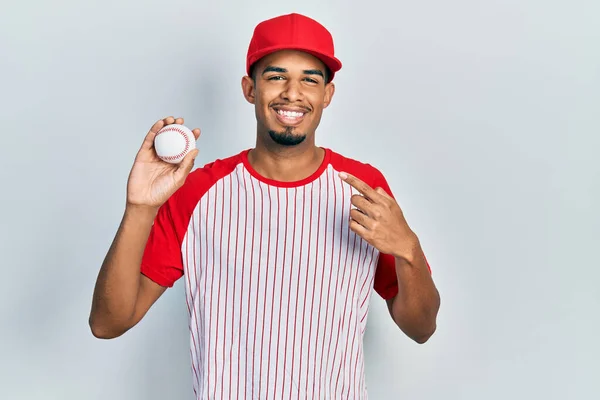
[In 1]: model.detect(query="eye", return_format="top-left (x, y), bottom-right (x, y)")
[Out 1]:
top-left (268, 75), bottom-right (285, 81)
top-left (304, 77), bottom-right (319, 84)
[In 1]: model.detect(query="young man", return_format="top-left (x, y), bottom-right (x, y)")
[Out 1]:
top-left (89, 12), bottom-right (440, 399)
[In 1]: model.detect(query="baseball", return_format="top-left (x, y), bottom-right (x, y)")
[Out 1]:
top-left (154, 124), bottom-right (196, 164)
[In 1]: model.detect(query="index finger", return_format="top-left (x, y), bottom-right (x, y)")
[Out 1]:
top-left (339, 172), bottom-right (382, 201)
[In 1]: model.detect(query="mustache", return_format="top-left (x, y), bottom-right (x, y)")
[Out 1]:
top-left (270, 103), bottom-right (312, 112)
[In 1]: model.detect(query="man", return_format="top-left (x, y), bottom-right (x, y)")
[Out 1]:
top-left (89, 12), bottom-right (440, 399)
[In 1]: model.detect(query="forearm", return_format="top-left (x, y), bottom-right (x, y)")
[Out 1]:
top-left (390, 242), bottom-right (440, 343)
top-left (89, 204), bottom-right (158, 336)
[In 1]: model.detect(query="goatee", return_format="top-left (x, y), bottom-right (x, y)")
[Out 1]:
top-left (269, 127), bottom-right (306, 146)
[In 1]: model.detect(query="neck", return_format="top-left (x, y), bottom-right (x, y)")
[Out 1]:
top-left (247, 137), bottom-right (325, 183)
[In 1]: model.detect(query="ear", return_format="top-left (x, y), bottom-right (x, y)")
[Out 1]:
top-left (323, 82), bottom-right (336, 109)
top-left (241, 76), bottom-right (256, 104)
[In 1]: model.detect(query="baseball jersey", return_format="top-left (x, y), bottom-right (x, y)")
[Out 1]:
top-left (141, 148), bottom-right (401, 399)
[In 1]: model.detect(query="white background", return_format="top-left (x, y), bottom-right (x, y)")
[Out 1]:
top-left (1, 0), bottom-right (599, 399)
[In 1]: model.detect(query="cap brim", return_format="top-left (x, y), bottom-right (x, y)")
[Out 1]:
top-left (247, 45), bottom-right (342, 81)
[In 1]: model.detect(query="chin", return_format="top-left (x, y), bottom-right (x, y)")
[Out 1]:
top-left (268, 129), bottom-right (307, 146)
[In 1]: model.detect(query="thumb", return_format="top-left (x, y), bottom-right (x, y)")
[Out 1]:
top-left (174, 148), bottom-right (199, 182)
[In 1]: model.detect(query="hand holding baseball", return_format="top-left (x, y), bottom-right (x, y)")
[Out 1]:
top-left (339, 172), bottom-right (419, 260)
top-left (126, 116), bottom-right (200, 208)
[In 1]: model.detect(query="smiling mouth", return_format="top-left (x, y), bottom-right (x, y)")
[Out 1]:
top-left (272, 107), bottom-right (308, 126)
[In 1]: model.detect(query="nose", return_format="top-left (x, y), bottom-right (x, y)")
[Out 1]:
top-left (280, 79), bottom-right (303, 102)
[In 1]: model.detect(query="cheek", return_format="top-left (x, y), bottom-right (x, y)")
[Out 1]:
top-left (258, 92), bottom-right (277, 111)
top-left (307, 91), bottom-right (326, 109)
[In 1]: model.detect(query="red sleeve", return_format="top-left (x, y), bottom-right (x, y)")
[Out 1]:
top-left (370, 171), bottom-right (401, 300)
top-left (140, 189), bottom-right (187, 288)
top-left (367, 167), bottom-right (433, 300)
top-left (140, 155), bottom-right (241, 288)
top-left (329, 152), bottom-right (404, 300)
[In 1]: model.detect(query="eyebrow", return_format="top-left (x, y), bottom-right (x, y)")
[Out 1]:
top-left (303, 69), bottom-right (325, 78)
top-left (262, 66), bottom-right (324, 78)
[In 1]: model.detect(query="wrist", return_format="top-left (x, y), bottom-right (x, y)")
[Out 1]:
top-left (392, 234), bottom-right (422, 263)
top-left (124, 203), bottom-right (160, 221)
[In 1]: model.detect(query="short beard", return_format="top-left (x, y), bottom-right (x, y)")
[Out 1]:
top-left (268, 127), bottom-right (306, 146)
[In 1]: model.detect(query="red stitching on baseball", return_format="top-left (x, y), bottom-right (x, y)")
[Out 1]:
top-left (155, 126), bottom-right (191, 161)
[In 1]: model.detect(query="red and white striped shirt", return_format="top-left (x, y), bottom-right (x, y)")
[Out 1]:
top-left (141, 148), bottom-right (400, 399)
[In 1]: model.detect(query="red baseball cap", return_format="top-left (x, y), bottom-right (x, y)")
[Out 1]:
top-left (246, 13), bottom-right (342, 82)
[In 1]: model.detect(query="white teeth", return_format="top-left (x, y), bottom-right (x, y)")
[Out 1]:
top-left (277, 110), bottom-right (304, 118)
